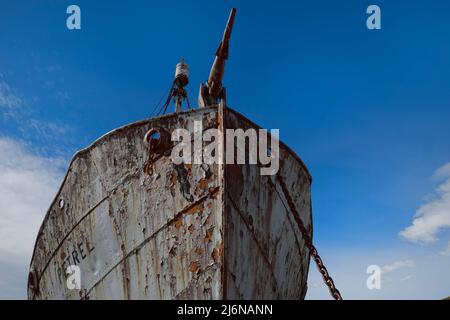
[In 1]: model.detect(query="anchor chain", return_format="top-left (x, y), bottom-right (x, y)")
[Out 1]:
top-left (276, 175), bottom-right (343, 300)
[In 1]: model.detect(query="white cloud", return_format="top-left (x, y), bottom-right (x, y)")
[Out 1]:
top-left (399, 275), bottom-right (413, 281)
top-left (432, 163), bottom-right (450, 181)
top-left (19, 118), bottom-right (73, 145)
top-left (381, 259), bottom-right (415, 275)
top-left (0, 137), bottom-right (65, 298)
top-left (0, 80), bottom-right (22, 117)
top-left (0, 78), bottom-right (75, 154)
top-left (0, 76), bottom-right (73, 298)
top-left (399, 163), bottom-right (450, 244)
top-left (306, 247), bottom-right (450, 300)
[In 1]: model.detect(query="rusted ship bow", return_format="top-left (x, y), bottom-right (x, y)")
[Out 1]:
top-left (28, 8), bottom-right (313, 300)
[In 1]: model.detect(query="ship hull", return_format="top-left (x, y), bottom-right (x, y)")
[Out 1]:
top-left (28, 106), bottom-right (312, 299)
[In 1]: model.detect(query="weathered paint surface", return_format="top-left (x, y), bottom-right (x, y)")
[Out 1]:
top-left (223, 109), bottom-right (312, 299)
top-left (28, 107), bottom-right (312, 300)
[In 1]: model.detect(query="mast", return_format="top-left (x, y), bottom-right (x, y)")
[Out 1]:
top-left (173, 59), bottom-right (190, 112)
top-left (198, 8), bottom-right (237, 108)
top-left (160, 58), bottom-right (190, 114)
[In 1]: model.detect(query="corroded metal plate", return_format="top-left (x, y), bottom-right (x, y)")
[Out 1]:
top-left (28, 107), bottom-right (312, 300)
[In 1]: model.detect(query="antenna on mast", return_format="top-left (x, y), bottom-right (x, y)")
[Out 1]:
top-left (161, 58), bottom-right (190, 114)
top-left (198, 8), bottom-right (236, 108)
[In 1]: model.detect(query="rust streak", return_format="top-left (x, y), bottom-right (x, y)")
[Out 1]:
top-left (84, 187), bottom-right (220, 296)
top-left (35, 169), bottom-right (141, 288)
top-left (226, 190), bottom-right (278, 283)
top-left (188, 261), bottom-right (200, 273)
top-left (174, 263), bottom-right (220, 299)
top-left (198, 178), bottom-right (209, 190)
top-left (174, 218), bottom-right (183, 229)
top-left (186, 202), bottom-right (204, 215)
top-left (267, 178), bottom-right (304, 254)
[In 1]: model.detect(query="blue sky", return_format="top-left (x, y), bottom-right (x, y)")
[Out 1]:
top-left (0, 0), bottom-right (450, 299)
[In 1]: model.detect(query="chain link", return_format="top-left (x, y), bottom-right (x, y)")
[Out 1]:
top-left (276, 175), bottom-right (343, 300)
